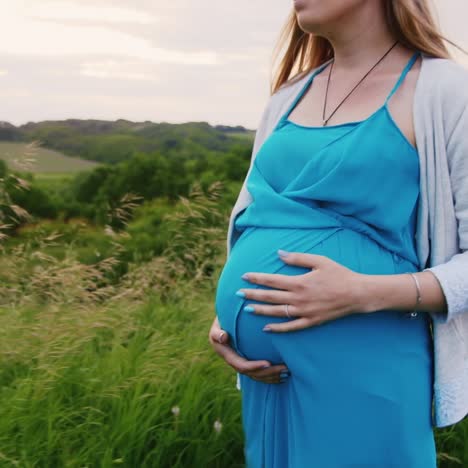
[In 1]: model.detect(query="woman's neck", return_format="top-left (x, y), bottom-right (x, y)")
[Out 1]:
top-left (320, 3), bottom-right (400, 72)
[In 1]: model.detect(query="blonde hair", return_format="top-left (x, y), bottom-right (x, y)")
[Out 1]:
top-left (270, 0), bottom-right (467, 94)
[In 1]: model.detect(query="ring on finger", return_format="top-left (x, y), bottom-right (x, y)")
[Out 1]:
top-left (284, 303), bottom-right (292, 318)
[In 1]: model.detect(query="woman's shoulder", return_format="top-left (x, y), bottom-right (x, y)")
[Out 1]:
top-left (421, 53), bottom-right (468, 76)
top-left (264, 63), bottom-right (327, 119)
top-left (277, 68), bottom-right (312, 92)
top-left (417, 54), bottom-right (468, 136)
top-left (271, 70), bottom-right (310, 103)
top-left (420, 54), bottom-right (468, 100)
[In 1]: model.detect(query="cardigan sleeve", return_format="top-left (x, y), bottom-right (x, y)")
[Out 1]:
top-left (423, 102), bottom-right (468, 324)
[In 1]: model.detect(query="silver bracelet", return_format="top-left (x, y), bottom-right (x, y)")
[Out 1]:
top-left (406, 272), bottom-right (421, 318)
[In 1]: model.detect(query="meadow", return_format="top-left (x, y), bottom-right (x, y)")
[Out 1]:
top-left (0, 181), bottom-right (246, 467)
top-left (0, 142), bottom-right (100, 174)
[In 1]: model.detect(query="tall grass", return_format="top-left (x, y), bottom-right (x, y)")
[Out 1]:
top-left (0, 179), bottom-right (247, 467)
top-left (0, 286), bottom-right (245, 467)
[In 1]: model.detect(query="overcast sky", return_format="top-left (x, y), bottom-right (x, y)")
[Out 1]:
top-left (1, 0), bottom-right (467, 128)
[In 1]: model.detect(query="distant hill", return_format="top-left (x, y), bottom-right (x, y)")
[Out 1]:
top-left (0, 142), bottom-right (100, 174)
top-left (0, 121), bottom-right (22, 141)
top-left (0, 119), bottom-right (256, 165)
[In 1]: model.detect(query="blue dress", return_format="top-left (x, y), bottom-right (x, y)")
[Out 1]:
top-left (215, 51), bottom-right (436, 467)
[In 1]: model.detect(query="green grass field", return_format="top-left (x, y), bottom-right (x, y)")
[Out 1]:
top-left (0, 285), bottom-right (246, 467)
top-left (0, 142), bottom-right (100, 173)
top-left (229, 131), bottom-right (255, 140)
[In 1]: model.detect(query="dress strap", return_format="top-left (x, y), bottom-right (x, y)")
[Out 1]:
top-left (384, 51), bottom-right (420, 105)
top-left (275, 58), bottom-right (333, 130)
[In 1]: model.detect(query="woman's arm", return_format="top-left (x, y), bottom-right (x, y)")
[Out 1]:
top-left (356, 270), bottom-right (447, 315)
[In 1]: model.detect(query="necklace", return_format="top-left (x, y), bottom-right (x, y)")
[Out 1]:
top-left (322, 40), bottom-right (399, 126)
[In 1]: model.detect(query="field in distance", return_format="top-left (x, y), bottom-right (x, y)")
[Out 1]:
top-left (0, 142), bottom-right (100, 173)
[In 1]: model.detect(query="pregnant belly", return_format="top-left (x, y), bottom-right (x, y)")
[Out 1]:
top-left (214, 225), bottom-right (428, 364)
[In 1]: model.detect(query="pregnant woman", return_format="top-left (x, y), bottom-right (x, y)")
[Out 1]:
top-left (209, 1), bottom-right (468, 467)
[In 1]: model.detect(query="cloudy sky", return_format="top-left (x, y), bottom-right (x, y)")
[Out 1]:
top-left (1, 0), bottom-right (467, 128)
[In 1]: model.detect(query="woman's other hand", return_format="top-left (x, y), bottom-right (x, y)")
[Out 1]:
top-left (208, 316), bottom-right (290, 384)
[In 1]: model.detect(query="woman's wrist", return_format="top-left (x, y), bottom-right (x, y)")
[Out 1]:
top-left (356, 271), bottom-right (448, 314)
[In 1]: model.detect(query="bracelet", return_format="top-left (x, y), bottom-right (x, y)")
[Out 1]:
top-left (406, 272), bottom-right (421, 318)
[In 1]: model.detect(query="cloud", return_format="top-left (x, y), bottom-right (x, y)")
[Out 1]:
top-left (80, 60), bottom-right (159, 81)
top-left (28, 1), bottom-right (156, 24)
top-left (0, 1), bottom-right (220, 65)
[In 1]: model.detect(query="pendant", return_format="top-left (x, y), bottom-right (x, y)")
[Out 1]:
top-left (322, 119), bottom-right (328, 127)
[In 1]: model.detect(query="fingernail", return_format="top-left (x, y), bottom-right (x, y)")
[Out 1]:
top-left (262, 364), bottom-right (271, 369)
top-left (280, 371), bottom-right (290, 379)
top-left (263, 326), bottom-right (272, 332)
top-left (278, 249), bottom-right (289, 257)
top-left (218, 331), bottom-right (225, 342)
top-left (235, 290), bottom-right (246, 298)
top-left (243, 306), bottom-right (255, 313)
top-left (241, 273), bottom-right (250, 280)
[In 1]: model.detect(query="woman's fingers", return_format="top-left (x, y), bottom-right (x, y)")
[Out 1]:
top-left (246, 364), bottom-right (290, 383)
top-left (208, 318), bottom-right (226, 345)
top-left (208, 316), bottom-right (230, 345)
top-left (212, 339), bottom-right (271, 372)
top-left (211, 340), bottom-right (290, 383)
top-left (208, 316), bottom-right (290, 383)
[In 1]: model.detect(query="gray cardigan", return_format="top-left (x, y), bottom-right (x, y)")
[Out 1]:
top-left (226, 53), bottom-right (468, 428)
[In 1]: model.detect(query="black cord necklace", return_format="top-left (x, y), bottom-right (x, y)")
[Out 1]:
top-left (322, 40), bottom-right (399, 126)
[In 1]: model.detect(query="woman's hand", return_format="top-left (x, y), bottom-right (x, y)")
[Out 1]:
top-left (208, 316), bottom-right (290, 384)
top-left (237, 249), bottom-right (368, 332)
